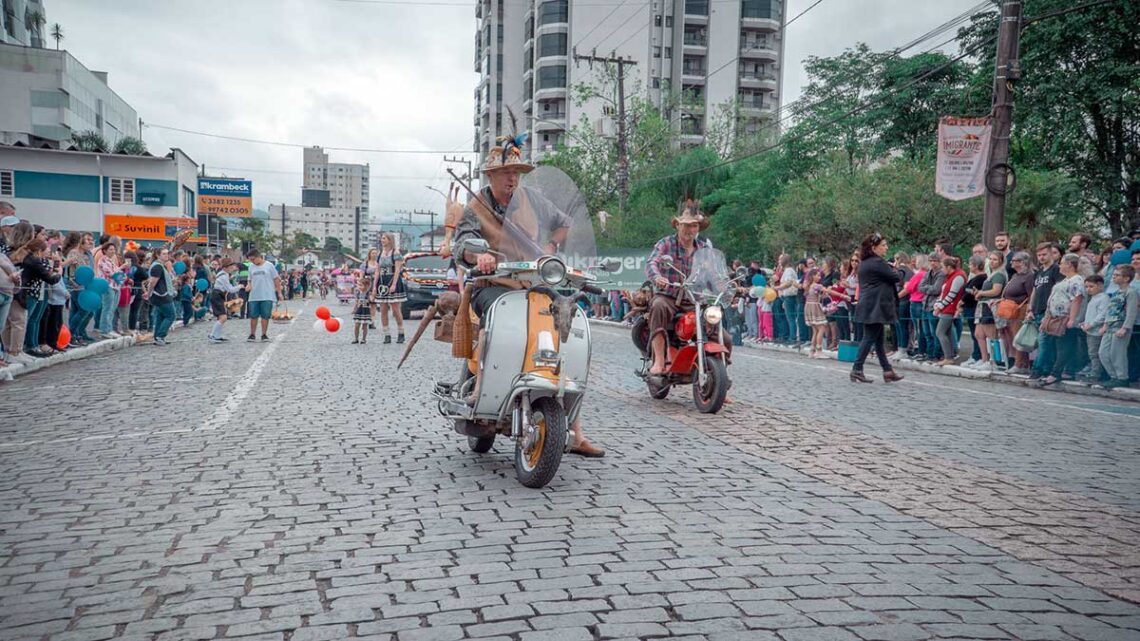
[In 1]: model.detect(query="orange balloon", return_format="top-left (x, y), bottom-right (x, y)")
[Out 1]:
top-left (325, 317), bottom-right (341, 332)
top-left (56, 326), bottom-right (72, 350)
top-left (316, 306), bottom-right (331, 320)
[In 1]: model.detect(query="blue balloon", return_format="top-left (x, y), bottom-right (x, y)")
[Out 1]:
top-left (112, 272), bottom-right (126, 284)
top-left (173, 261), bottom-right (187, 275)
top-left (74, 265), bottom-right (94, 287)
top-left (1131, 240), bottom-right (1140, 252)
top-left (1112, 249), bottom-right (1132, 266)
top-left (87, 277), bottom-right (109, 295)
top-left (78, 290), bottom-right (102, 312)
top-left (196, 278), bottom-right (209, 291)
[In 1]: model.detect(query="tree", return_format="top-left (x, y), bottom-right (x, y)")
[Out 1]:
top-left (25, 9), bottom-right (45, 46)
top-left (113, 136), bottom-right (148, 155)
top-left (70, 130), bottom-right (108, 152)
top-left (50, 23), bottom-right (63, 50)
top-left (958, 0), bottom-right (1140, 235)
top-left (323, 236), bottom-right (344, 253)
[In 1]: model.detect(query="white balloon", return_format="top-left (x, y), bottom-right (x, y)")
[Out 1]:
top-left (313, 319), bottom-right (325, 332)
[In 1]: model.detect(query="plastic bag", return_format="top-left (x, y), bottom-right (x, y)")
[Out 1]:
top-left (1013, 320), bottom-right (1039, 352)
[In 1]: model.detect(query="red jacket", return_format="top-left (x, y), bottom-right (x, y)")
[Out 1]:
top-left (935, 268), bottom-right (967, 316)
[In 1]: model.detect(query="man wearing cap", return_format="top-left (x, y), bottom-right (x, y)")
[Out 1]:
top-left (207, 259), bottom-right (241, 343)
top-left (645, 200), bottom-right (717, 377)
top-left (450, 136), bottom-right (603, 458)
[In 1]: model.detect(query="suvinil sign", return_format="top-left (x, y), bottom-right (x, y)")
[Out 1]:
top-left (104, 214), bottom-right (206, 243)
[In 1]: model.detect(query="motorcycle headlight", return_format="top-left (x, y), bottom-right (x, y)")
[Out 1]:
top-left (704, 305), bottom-right (723, 325)
top-left (538, 258), bottom-right (567, 285)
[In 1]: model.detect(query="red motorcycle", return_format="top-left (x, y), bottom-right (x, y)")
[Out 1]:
top-left (631, 248), bottom-right (742, 414)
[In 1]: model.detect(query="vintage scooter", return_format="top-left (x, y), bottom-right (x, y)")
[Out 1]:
top-left (631, 247), bottom-right (744, 414)
top-left (427, 166), bottom-right (618, 488)
top-left (433, 237), bottom-right (617, 488)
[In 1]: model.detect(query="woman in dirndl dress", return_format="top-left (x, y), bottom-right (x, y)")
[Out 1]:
top-left (362, 248), bottom-right (379, 329)
top-left (373, 233), bottom-right (407, 344)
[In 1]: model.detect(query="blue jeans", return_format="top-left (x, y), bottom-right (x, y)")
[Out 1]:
top-left (782, 296), bottom-right (801, 343)
top-left (796, 295), bottom-right (810, 344)
top-left (1034, 331), bottom-right (1058, 376)
top-left (908, 301), bottom-right (924, 354)
top-left (181, 300), bottom-right (194, 326)
top-left (894, 299), bottom-right (910, 351)
top-left (152, 300), bottom-right (176, 339)
top-left (98, 288), bottom-right (117, 332)
top-left (745, 302), bottom-right (758, 338)
top-left (966, 312), bottom-right (981, 361)
top-left (68, 290), bottom-right (93, 339)
top-left (0, 292), bottom-right (11, 351)
top-left (24, 297), bottom-right (48, 350)
top-left (922, 310), bottom-right (941, 359)
top-left (772, 296), bottom-right (787, 341)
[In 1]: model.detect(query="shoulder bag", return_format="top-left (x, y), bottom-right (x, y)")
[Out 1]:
top-left (996, 298), bottom-right (1026, 320)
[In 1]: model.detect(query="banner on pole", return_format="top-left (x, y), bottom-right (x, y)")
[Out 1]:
top-left (936, 116), bottom-right (993, 201)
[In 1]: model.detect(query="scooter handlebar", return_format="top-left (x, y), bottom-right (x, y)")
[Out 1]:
top-left (581, 283), bottom-right (604, 296)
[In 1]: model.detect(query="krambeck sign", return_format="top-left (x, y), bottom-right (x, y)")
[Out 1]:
top-left (198, 177), bottom-right (253, 218)
top-left (936, 116), bottom-right (993, 201)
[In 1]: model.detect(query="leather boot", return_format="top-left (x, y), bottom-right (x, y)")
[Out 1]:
top-left (849, 371), bottom-right (873, 384)
top-left (883, 370), bottom-right (905, 383)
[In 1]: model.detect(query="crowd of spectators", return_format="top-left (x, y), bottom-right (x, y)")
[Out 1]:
top-left (589, 230), bottom-right (1140, 392)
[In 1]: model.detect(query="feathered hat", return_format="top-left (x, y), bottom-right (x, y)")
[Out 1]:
top-left (482, 107), bottom-right (535, 174)
top-left (673, 198), bottom-right (710, 230)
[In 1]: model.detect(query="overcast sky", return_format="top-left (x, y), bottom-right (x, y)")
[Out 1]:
top-left (49, 0), bottom-right (985, 217)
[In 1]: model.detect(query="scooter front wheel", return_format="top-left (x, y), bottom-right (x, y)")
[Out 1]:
top-left (515, 397), bottom-right (567, 489)
top-left (693, 355), bottom-right (729, 414)
top-left (468, 435), bottom-right (495, 453)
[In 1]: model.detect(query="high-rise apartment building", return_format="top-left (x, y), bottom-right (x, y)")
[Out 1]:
top-left (302, 146), bottom-right (370, 216)
top-left (1, 0), bottom-right (48, 48)
top-left (473, 0), bottom-right (785, 164)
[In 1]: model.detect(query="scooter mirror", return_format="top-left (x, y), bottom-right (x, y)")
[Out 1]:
top-left (459, 238), bottom-right (491, 257)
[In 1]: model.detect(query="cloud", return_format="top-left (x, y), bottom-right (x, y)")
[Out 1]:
top-left (49, 0), bottom-right (983, 216)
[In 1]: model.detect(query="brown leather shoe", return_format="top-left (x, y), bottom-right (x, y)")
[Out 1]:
top-left (883, 370), bottom-right (905, 383)
top-left (849, 371), bottom-right (873, 384)
top-left (569, 438), bottom-right (605, 458)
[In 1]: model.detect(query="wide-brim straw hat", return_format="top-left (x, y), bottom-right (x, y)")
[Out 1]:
top-left (672, 198), bottom-right (710, 230)
top-left (482, 134), bottom-right (535, 174)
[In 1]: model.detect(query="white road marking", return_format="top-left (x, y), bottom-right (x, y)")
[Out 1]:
top-left (591, 325), bottom-right (1139, 421)
top-left (0, 306), bottom-right (302, 450)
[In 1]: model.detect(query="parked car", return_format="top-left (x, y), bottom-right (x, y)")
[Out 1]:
top-left (401, 251), bottom-right (455, 318)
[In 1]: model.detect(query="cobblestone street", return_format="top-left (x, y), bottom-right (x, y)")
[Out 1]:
top-left (2, 306), bottom-right (1139, 641)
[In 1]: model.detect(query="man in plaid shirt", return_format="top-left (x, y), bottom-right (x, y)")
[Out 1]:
top-left (645, 201), bottom-right (714, 375)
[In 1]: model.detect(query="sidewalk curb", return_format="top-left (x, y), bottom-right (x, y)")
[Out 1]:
top-left (0, 320), bottom-right (199, 383)
top-left (588, 318), bottom-right (1140, 404)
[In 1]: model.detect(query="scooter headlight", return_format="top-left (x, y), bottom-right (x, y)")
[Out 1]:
top-left (704, 305), bottom-right (723, 325)
top-left (538, 257), bottom-right (567, 285)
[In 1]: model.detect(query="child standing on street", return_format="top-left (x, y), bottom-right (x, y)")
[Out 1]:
top-left (804, 268), bottom-right (828, 358)
top-left (352, 276), bottom-right (371, 345)
top-left (1080, 274), bottom-right (1108, 382)
top-left (178, 274), bottom-right (195, 326)
top-left (1097, 265), bottom-right (1138, 389)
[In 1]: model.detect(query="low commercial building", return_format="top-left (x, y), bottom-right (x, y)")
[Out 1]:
top-left (0, 143), bottom-right (199, 234)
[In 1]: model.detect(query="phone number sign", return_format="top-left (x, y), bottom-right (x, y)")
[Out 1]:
top-left (198, 178), bottom-right (253, 217)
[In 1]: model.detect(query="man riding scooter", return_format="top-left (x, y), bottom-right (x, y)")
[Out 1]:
top-left (451, 134), bottom-right (604, 458)
top-left (645, 200), bottom-right (733, 379)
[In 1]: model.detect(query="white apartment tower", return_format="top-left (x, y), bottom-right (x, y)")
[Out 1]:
top-left (474, 0), bottom-right (785, 164)
top-left (302, 146), bottom-right (370, 216)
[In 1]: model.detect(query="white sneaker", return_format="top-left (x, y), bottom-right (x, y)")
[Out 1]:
top-left (11, 353), bottom-right (35, 365)
top-left (962, 359), bottom-right (977, 368)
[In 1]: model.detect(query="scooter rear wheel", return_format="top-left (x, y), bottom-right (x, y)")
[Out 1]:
top-left (647, 376), bottom-right (670, 400)
top-left (515, 397), bottom-right (567, 489)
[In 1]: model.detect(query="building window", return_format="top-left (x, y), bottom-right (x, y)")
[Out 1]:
top-left (741, 0), bottom-right (779, 19)
top-left (653, 46), bottom-right (661, 59)
top-left (654, 14), bottom-right (662, 26)
top-left (0, 170), bottom-right (12, 197)
top-left (538, 0), bottom-right (568, 25)
top-left (665, 47), bottom-right (672, 58)
top-left (665, 16), bottom-right (673, 27)
top-left (538, 32), bottom-right (567, 57)
top-left (684, 0), bottom-right (708, 16)
top-left (109, 178), bottom-right (135, 204)
top-left (537, 65), bottom-right (567, 89)
top-left (651, 77), bottom-right (660, 89)
top-left (182, 185), bottom-right (194, 216)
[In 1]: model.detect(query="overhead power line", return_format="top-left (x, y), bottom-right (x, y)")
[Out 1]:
top-left (145, 123), bottom-right (475, 155)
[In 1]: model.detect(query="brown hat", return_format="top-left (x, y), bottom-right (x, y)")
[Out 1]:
top-left (482, 138), bottom-right (535, 174)
top-left (219, 258), bottom-right (239, 270)
top-left (672, 198), bottom-right (709, 231)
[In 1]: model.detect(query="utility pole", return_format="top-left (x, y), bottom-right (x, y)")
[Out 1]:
top-left (413, 210), bottom-right (438, 251)
top-left (353, 206), bottom-right (361, 255)
top-left (278, 203), bottom-right (287, 257)
top-left (443, 156), bottom-right (473, 183)
top-left (572, 48), bottom-right (638, 211)
top-left (982, 0), bottom-right (1022, 247)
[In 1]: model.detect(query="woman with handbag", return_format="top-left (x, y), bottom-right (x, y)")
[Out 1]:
top-left (997, 251), bottom-right (1034, 373)
top-left (971, 251), bottom-right (1008, 371)
top-left (849, 233), bottom-right (904, 384)
top-left (1036, 254), bottom-right (1085, 387)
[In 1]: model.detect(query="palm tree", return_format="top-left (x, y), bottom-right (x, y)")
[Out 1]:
top-left (112, 136), bottom-right (147, 155)
top-left (50, 23), bottom-right (63, 50)
top-left (26, 9), bottom-right (45, 47)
